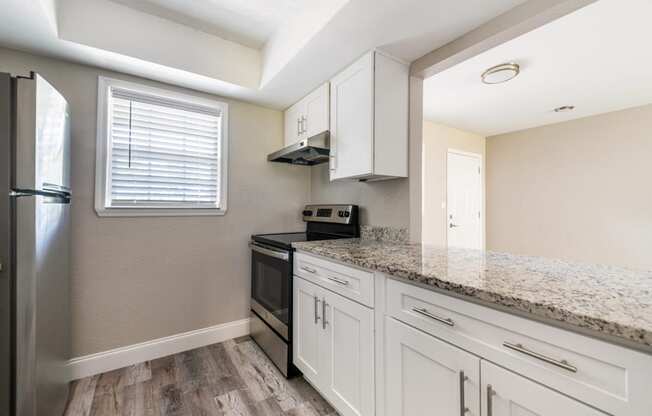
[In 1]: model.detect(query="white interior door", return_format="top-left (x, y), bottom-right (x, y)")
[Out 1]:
top-left (447, 150), bottom-right (482, 249)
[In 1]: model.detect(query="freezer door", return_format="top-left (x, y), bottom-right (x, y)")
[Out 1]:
top-left (15, 195), bottom-right (70, 416)
top-left (15, 74), bottom-right (71, 194)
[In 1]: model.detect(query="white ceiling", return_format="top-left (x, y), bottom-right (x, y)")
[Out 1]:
top-left (108, 0), bottom-right (309, 49)
top-left (423, 0), bottom-right (652, 137)
top-left (0, 0), bottom-right (526, 109)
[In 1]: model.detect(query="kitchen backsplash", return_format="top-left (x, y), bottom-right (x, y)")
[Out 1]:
top-left (360, 225), bottom-right (408, 242)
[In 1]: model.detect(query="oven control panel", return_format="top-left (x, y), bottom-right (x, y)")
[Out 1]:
top-left (302, 204), bottom-right (357, 224)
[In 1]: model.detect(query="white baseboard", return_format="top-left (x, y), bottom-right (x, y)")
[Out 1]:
top-left (67, 318), bottom-right (250, 381)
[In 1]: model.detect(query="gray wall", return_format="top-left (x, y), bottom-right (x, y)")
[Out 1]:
top-left (0, 47), bottom-right (311, 356)
top-left (309, 164), bottom-right (410, 228)
top-left (487, 104), bottom-right (652, 270)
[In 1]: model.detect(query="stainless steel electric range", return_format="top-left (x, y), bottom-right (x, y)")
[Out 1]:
top-left (249, 204), bottom-right (359, 377)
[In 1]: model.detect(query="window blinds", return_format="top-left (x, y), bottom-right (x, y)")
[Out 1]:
top-left (108, 87), bottom-right (222, 207)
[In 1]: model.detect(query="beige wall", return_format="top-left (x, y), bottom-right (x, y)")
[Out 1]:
top-left (422, 121), bottom-right (486, 246)
top-left (309, 164), bottom-right (410, 229)
top-left (486, 104), bottom-right (652, 270)
top-left (0, 47), bottom-right (311, 356)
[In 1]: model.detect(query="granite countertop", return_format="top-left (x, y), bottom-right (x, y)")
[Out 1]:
top-left (292, 238), bottom-right (652, 352)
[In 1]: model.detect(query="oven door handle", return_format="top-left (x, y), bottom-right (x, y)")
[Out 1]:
top-left (249, 242), bottom-right (290, 261)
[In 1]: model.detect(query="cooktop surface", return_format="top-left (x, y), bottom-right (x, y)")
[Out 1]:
top-left (252, 232), bottom-right (308, 248)
top-left (252, 231), bottom-right (355, 249)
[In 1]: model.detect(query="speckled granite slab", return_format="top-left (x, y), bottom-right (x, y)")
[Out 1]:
top-left (292, 239), bottom-right (652, 352)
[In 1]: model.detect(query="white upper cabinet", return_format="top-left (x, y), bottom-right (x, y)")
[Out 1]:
top-left (283, 82), bottom-right (329, 147)
top-left (284, 103), bottom-right (302, 147)
top-left (329, 50), bottom-right (408, 181)
top-left (303, 83), bottom-right (329, 139)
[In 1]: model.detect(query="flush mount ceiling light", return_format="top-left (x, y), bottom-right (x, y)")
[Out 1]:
top-left (481, 62), bottom-right (520, 84)
top-left (554, 105), bottom-right (575, 113)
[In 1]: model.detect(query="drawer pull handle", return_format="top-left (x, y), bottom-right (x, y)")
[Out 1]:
top-left (301, 266), bottom-right (317, 274)
top-left (322, 298), bottom-right (328, 329)
top-left (314, 296), bottom-right (321, 324)
top-left (459, 371), bottom-right (469, 415)
top-left (503, 342), bottom-right (577, 373)
top-left (327, 276), bottom-right (349, 286)
top-left (487, 384), bottom-right (495, 416)
top-left (412, 307), bottom-right (454, 327)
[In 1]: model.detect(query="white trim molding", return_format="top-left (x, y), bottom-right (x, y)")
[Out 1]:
top-left (67, 318), bottom-right (250, 381)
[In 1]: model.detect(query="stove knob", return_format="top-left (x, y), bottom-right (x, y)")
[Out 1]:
top-left (302, 210), bottom-right (313, 216)
top-left (337, 211), bottom-right (345, 217)
top-left (344, 211), bottom-right (350, 217)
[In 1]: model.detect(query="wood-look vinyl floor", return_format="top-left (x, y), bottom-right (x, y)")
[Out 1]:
top-left (64, 337), bottom-right (338, 416)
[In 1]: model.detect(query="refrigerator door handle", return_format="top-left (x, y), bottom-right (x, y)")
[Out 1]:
top-left (10, 190), bottom-right (70, 202)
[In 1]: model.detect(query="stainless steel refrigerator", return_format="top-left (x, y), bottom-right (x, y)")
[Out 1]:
top-left (0, 72), bottom-right (71, 416)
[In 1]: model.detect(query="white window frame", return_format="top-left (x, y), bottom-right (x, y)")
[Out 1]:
top-left (94, 76), bottom-right (229, 217)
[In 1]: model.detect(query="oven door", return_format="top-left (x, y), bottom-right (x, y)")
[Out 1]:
top-left (250, 242), bottom-right (291, 341)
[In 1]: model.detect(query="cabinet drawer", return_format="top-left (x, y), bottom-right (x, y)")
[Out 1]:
top-left (386, 278), bottom-right (652, 416)
top-left (295, 253), bottom-right (374, 307)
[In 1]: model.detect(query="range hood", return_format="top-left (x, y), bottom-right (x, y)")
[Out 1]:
top-left (267, 131), bottom-right (330, 165)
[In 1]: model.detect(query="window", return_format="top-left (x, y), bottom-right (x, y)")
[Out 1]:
top-left (95, 77), bottom-right (228, 216)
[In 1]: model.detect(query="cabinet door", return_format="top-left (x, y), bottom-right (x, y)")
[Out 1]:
top-left (321, 289), bottom-right (374, 416)
top-left (385, 317), bottom-right (480, 416)
top-left (293, 277), bottom-right (322, 384)
top-left (284, 103), bottom-right (302, 146)
top-left (329, 52), bottom-right (374, 180)
top-left (304, 82), bottom-right (329, 138)
top-left (481, 361), bottom-right (605, 416)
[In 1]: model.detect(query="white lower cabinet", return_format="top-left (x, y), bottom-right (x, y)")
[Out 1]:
top-left (323, 284), bottom-right (375, 416)
top-left (384, 316), bottom-right (604, 416)
top-left (481, 361), bottom-right (604, 416)
top-left (294, 253), bottom-right (650, 416)
top-left (385, 317), bottom-right (480, 416)
top-left (293, 276), bottom-right (322, 382)
top-left (293, 275), bottom-right (374, 416)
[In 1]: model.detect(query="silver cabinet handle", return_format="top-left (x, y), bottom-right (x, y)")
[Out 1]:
top-left (249, 242), bottom-right (289, 261)
top-left (301, 266), bottom-right (317, 274)
top-left (449, 223), bottom-right (460, 228)
top-left (322, 298), bottom-right (328, 329)
top-left (459, 371), bottom-right (469, 415)
top-left (503, 342), bottom-right (577, 373)
top-left (301, 116), bottom-right (307, 134)
top-left (412, 307), bottom-right (454, 327)
top-left (314, 296), bottom-right (321, 324)
top-left (297, 118), bottom-right (301, 136)
top-left (329, 154), bottom-right (336, 171)
top-left (487, 384), bottom-right (495, 416)
top-left (327, 276), bottom-right (349, 286)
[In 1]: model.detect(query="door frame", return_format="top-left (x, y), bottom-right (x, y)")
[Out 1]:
top-left (446, 149), bottom-right (485, 250)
